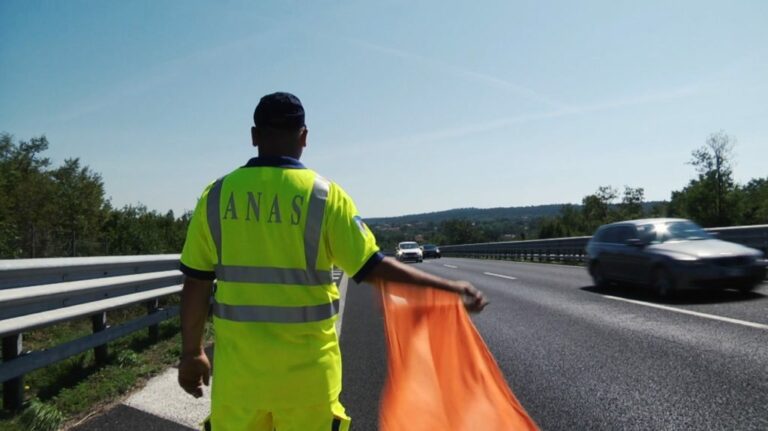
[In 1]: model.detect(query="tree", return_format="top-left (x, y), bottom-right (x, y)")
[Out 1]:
top-left (617, 186), bottom-right (645, 220)
top-left (670, 131), bottom-right (738, 226)
top-left (0, 133), bottom-right (192, 258)
top-left (440, 219), bottom-right (484, 244)
top-left (737, 177), bottom-right (768, 224)
top-left (538, 217), bottom-right (567, 239)
top-left (0, 134), bottom-right (55, 257)
top-left (581, 186), bottom-right (618, 232)
top-left (0, 135), bottom-right (15, 256)
top-left (50, 158), bottom-right (108, 256)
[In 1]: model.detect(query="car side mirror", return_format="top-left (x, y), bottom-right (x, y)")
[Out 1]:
top-left (625, 238), bottom-right (645, 247)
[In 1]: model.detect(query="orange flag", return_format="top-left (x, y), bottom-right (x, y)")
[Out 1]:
top-left (377, 281), bottom-right (539, 431)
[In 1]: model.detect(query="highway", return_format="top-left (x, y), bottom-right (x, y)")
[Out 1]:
top-left (339, 258), bottom-right (768, 431)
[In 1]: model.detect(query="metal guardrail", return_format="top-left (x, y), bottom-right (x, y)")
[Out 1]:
top-left (439, 224), bottom-right (768, 262)
top-left (0, 254), bottom-right (182, 411)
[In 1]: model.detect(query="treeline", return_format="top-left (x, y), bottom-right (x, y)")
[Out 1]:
top-left (0, 134), bottom-right (189, 258)
top-left (370, 218), bottom-right (538, 252)
top-left (538, 131), bottom-right (767, 238)
top-left (368, 204), bottom-right (564, 225)
top-left (371, 131), bottom-right (767, 249)
top-left (3, 131), bottom-right (764, 257)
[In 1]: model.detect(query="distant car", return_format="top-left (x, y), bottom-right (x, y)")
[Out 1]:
top-left (421, 244), bottom-right (441, 259)
top-left (586, 218), bottom-right (767, 296)
top-left (396, 241), bottom-right (423, 263)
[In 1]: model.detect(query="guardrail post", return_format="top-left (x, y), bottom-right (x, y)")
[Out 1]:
top-left (92, 312), bottom-right (108, 365)
top-left (146, 299), bottom-right (160, 342)
top-left (2, 334), bottom-right (24, 411)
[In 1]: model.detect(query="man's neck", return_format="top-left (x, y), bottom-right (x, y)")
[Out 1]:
top-left (258, 148), bottom-right (301, 159)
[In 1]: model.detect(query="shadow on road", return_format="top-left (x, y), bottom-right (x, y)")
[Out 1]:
top-left (580, 283), bottom-right (766, 305)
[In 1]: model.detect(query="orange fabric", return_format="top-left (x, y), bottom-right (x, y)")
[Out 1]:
top-left (377, 282), bottom-right (539, 431)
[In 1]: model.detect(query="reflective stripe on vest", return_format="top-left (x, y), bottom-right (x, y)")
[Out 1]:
top-left (213, 265), bottom-right (332, 285)
top-left (207, 173), bottom-right (338, 323)
top-left (213, 299), bottom-right (340, 323)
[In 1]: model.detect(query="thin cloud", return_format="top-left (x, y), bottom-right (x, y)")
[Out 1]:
top-left (347, 83), bottom-right (701, 150)
top-left (55, 32), bottom-right (267, 123)
top-left (347, 38), bottom-right (567, 109)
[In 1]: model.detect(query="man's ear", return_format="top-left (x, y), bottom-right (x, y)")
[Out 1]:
top-left (299, 127), bottom-right (308, 148)
top-left (251, 127), bottom-right (258, 147)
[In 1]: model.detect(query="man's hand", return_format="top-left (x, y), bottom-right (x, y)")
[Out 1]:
top-left (178, 352), bottom-right (211, 398)
top-left (453, 281), bottom-right (489, 313)
top-left (366, 258), bottom-right (490, 312)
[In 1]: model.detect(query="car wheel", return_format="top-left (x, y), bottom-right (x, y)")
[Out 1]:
top-left (652, 267), bottom-right (675, 298)
top-left (591, 262), bottom-right (607, 288)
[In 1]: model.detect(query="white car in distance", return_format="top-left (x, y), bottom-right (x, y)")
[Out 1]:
top-left (396, 241), bottom-right (423, 263)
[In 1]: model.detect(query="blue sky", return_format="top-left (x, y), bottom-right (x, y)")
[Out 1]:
top-left (1, 1), bottom-right (767, 218)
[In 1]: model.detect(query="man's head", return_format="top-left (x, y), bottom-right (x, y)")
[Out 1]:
top-left (251, 92), bottom-right (308, 158)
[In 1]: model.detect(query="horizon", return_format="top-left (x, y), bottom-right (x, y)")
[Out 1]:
top-left (367, 200), bottom-right (668, 222)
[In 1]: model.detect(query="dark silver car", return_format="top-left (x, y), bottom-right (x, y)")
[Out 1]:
top-left (421, 244), bottom-right (441, 259)
top-left (586, 218), bottom-right (767, 296)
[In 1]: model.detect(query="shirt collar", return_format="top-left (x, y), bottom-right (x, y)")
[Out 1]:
top-left (243, 156), bottom-right (306, 169)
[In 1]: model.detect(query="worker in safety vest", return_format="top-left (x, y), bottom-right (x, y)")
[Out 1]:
top-left (178, 92), bottom-right (488, 431)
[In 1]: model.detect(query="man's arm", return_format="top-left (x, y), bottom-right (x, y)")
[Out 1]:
top-left (364, 257), bottom-right (489, 312)
top-left (178, 276), bottom-right (213, 397)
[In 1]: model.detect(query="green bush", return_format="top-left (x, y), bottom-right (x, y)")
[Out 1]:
top-left (115, 350), bottom-right (141, 368)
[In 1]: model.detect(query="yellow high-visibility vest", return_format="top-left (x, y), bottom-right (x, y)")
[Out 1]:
top-left (180, 156), bottom-right (381, 423)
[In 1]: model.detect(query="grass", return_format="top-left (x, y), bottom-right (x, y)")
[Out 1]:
top-left (0, 295), bottom-right (211, 430)
top-left (17, 399), bottom-right (64, 431)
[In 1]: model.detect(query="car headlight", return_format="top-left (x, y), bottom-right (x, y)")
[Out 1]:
top-left (396, 250), bottom-right (402, 256)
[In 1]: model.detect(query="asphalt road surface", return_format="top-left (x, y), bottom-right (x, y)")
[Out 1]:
top-left (339, 258), bottom-right (768, 431)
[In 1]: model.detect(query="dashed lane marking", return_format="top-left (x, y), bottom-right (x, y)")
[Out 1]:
top-left (483, 272), bottom-right (517, 280)
top-left (603, 295), bottom-right (768, 330)
top-left (443, 264), bottom-right (458, 268)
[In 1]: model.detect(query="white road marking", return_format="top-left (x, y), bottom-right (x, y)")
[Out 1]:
top-left (603, 295), bottom-right (768, 330)
top-left (336, 274), bottom-right (349, 335)
top-left (443, 264), bottom-right (458, 268)
top-left (483, 272), bottom-right (517, 280)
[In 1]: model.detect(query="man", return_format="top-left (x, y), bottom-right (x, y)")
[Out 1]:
top-left (178, 92), bottom-right (488, 431)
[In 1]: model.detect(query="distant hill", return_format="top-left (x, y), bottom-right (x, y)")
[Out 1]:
top-left (367, 204), bottom-right (567, 225)
top-left (367, 202), bottom-right (666, 225)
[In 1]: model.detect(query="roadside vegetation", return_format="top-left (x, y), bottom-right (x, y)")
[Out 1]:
top-left (0, 133), bottom-right (198, 429)
top-left (0, 297), bottom-right (213, 431)
top-left (0, 133), bottom-right (189, 259)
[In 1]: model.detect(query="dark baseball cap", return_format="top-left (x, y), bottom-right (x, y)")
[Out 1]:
top-left (253, 92), bottom-right (305, 130)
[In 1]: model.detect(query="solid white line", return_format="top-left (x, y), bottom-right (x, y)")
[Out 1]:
top-left (443, 264), bottom-right (458, 268)
top-left (603, 295), bottom-right (768, 330)
top-left (483, 272), bottom-right (517, 280)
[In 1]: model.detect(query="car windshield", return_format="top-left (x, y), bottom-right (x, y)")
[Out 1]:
top-left (399, 243), bottom-right (419, 249)
top-left (423, 244), bottom-right (436, 249)
top-left (639, 221), bottom-right (712, 243)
